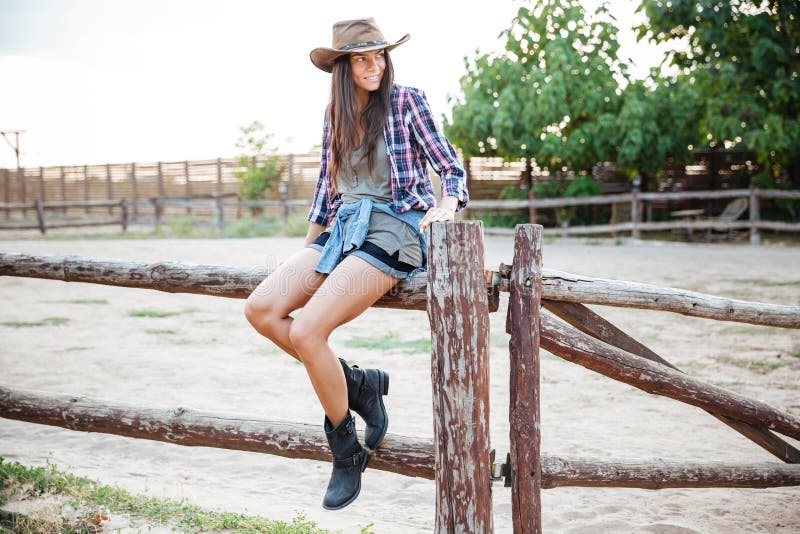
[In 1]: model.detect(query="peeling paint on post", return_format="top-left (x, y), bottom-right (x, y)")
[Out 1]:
top-left (507, 224), bottom-right (543, 533)
top-left (426, 221), bottom-right (493, 534)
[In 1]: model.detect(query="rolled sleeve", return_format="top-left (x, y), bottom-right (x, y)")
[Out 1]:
top-left (407, 88), bottom-right (469, 210)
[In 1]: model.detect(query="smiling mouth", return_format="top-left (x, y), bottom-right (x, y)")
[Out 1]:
top-left (365, 75), bottom-right (380, 82)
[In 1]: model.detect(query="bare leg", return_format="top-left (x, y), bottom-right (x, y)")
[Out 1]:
top-left (243, 247), bottom-right (327, 360)
top-left (289, 255), bottom-right (399, 426)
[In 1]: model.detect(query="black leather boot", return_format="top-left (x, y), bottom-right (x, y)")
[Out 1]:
top-left (338, 358), bottom-right (389, 450)
top-left (322, 411), bottom-right (369, 510)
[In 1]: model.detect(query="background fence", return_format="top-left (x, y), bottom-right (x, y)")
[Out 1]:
top-left (1, 153), bottom-right (797, 241)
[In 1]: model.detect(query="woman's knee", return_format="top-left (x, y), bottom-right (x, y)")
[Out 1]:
top-left (243, 293), bottom-right (279, 331)
top-left (288, 316), bottom-right (328, 358)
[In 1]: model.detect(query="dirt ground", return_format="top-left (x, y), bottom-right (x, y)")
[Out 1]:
top-left (1, 231), bottom-right (799, 533)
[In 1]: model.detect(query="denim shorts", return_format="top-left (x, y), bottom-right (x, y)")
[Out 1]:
top-left (308, 231), bottom-right (420, 280)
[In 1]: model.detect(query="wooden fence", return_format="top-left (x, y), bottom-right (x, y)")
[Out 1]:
top-left (470, 187), bottom-right (800, 244)
top-left (0, 155), bottom-right (324, 225)
top-left (1, 222), bottom-right (799, 532)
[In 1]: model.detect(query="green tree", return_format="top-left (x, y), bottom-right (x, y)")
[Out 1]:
top-left (614, 74), bottom-right (703, 184)
top-left (445, 0), bottom-right (629, 174)
top-left (636, 0), bottom-right (800, 187)
top-left (234, 121), bottom-right (283, 216)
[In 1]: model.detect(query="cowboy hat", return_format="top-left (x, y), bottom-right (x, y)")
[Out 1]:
top-left (310, 18), bottom-right (410, 73)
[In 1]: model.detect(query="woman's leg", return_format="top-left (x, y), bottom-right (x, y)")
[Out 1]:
top-left (288, 254), bottom-right (399, 427)
top-left (243, 247), bottom-right (327, 360)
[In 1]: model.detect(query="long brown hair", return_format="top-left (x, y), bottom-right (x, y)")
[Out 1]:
top-left (327, 51), bottom-right (394, 194)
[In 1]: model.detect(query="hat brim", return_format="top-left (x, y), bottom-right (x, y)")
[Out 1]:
top-left (310, 34), bottom-right (410, 73)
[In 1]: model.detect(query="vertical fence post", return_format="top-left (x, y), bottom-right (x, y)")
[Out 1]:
top-left (157, 161), bottom-right (164, 196)
top-left (120, 199), bottom-right (128, 232)
top-left (83, 165), bottom-right (90, 214)
top-left (526, 160), bottom-right (537, 224)
top-left (426, 220), bottom-right (493, 534)
top-left (19, 166), bottom-right (26, 216)
top-left (59, 166), bottom-right (67, 215)
top-left (631, 176), bottom-right (641, 240)
top-left (750, 187), bottom-right (761, 246)
top-left (507, 224), bottom-right (543, 534)
top-left (130, 163), bottom-right (139, 219)
top-left (38, 166), bottom-right (45, 203)
top-left (184, 160), bottom-right (191, 215)
top-left (34, 199), bottom-right (46, 234)
top-left (287, 153), bottom-right (294, 212)
top-left (215, 194), bottom-right (224, 229)
top-left (216, 157), bottom-right (223, 194)
top-left (1, 169), bottom-right (8, 219)
top-left (106, 164), bottom-right (113, 215)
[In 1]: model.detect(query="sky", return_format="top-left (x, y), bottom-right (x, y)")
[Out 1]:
top-left (0, 0), bottom-right (672, 168)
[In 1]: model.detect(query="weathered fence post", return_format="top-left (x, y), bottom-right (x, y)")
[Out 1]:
top-left (19, 166), bottom-right (26, 217)
top-left (184, 160), bottom-right (191, 215)
top-left (507, 223), bottom-right (543, 533)
top-left (287, 153), bottom-right (294, 211)
top-left (34, 200), bottom-right (46, 234)
top-left (38, 166), bottom-right (45, 203)
top-left (106, 163), bottom-right (113, 215)
top-left (157, 161), bottom-right (164, 197)
top-left (215, 193), bottom-right (224, 229)
top-left (526, 161), bottom-right (537, 225)
top-left (631, 175), bottom-right (641, 240)
top-left (750, 187), bottom-right (761, 246)
top-left (120, 199), bottom-right (128, 232)
top-left (59, 166), bottom-right (67, 215)
top-left (2, 168), bottom-right (8, 218)
top-left (83, 165), bottom-right (90, 214)
top-left (426, 220), bottom-right (493, 534)
top-left (130, 163), bottom-right (139, 218)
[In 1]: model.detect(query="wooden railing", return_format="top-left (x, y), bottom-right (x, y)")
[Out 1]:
top-left (1, 223), bottom-right (799, 532)
top-left (470, 187), bottom-right (800, 244)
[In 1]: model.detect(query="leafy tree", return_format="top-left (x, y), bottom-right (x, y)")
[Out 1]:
top-left (445, 0), bottom-right (629, 174)
top-left (234, 121), bottom-right (283, 216)
top-left (636, 0), bottom-right (800, 187)
top-left (614, 75), bottom-right (703, 186)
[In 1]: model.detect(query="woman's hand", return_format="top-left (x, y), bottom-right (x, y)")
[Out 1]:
top-left (418, 195), bottom-right (459, 231)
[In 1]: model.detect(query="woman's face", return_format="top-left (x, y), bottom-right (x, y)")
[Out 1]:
top-left (349, 49), bottom-right (386, 96)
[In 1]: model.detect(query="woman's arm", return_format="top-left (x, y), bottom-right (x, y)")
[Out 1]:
top-left (406, 88), bottom-right (469, 212)
top-left (304, 222), bottom-right (326, 247)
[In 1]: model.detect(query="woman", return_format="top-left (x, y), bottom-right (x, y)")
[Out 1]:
top-left (243, 17), bottom-right (468, 510)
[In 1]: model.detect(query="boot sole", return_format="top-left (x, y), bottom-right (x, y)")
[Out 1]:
top-left (321, 451), bottom-right (370, 511)
top-left (367, 370), bottom-right (389, 450)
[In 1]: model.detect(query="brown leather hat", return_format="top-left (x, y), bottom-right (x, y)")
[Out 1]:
top-left (310, 18), bottom-right (410, 73)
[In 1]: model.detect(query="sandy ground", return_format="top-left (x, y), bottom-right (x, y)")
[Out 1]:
top-left (1, 231), bottom-right (799, 533)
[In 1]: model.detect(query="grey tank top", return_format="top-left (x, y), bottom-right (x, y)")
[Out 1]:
top-left (339, 139), bottom-right (423, 267)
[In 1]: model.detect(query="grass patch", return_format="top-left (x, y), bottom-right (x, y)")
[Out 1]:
top-left (0, 457), bottom-right (337, 533)
top-left (0, 317), bottom-right (70, 328)
top-left (713, 355), bottom-right (795, 373)
top-left (491, 333), bottom-right (510, 348)
top-left (63, 346), bottom-right (92, 352)
top-left (344, 332), bottom-right (431, 355)
top-left (128, 307), bottom-right (200, 318)
top-left (716, 324), bottom-right (784, 336)
top-left (720, 278), bottom-right (800, 288)
top-left (680, 359), bottom-right (708, 375)
top-left (144, 328), bottom-right (176, 335)
top-left (66, 299), bottom-right (109, 305)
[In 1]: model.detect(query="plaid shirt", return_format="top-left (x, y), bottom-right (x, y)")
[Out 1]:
top-left (307, 84), bottom-right (469, 226)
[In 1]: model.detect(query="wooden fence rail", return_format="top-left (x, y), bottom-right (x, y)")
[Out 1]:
top-left (470, 187), bottom-right (800, 243)
top-left (2, 252), bottom-right (797, 328)
top-left (2, 386), bottom-right (799, 490)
